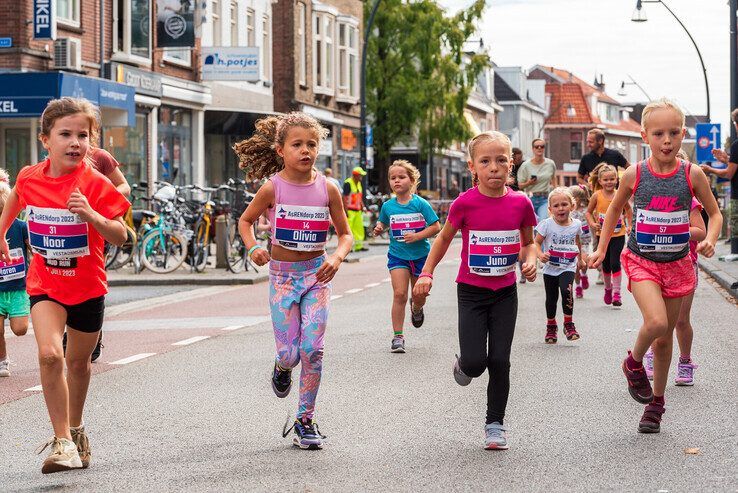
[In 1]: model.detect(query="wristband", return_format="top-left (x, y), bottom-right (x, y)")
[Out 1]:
top-left (248, 245), bottom-right (264, 257)
top-left (418, 272), bottom-right (433, 280)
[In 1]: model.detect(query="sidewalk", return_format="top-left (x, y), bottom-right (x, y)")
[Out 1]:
top-left (698, 239), bottom-right (738, 299)
top-left (107, 238), bottom-right (389, 286)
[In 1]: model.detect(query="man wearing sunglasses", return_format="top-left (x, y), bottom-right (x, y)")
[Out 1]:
top-left (577, 128), bottom-right (629, 185)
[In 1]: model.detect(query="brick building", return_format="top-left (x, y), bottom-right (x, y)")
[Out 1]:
top-left (272, 0), bottom-right (362, 182)
top-left (0, 0), bottom-right (211, 188)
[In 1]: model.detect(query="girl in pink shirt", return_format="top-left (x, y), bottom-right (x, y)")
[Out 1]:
top-left (413, 131), bottom-right (537, 450)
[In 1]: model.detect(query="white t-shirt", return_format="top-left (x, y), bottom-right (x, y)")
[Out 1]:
top-left (570, 209), bottom-right (591, 245)
top-left (535, 217), bottom-right (583, 276)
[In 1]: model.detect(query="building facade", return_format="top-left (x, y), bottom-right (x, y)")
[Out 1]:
top-left (494, 66), bottom-right (546, 155)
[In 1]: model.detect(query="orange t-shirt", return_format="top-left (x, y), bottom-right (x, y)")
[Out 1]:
top-left (594, 191), bottom-right (626, 238)
top-left (15, 159), bottom-right (130, 305)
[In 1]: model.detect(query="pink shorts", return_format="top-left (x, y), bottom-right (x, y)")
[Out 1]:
top-left (621, 249), bottom-right (696, 298)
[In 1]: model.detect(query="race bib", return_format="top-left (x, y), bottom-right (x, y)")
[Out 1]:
top-left (599, 212), bottom-right (623, 233)
top-left (0, 248), bottom-right (25, 282)
top-left (27, 206), bottom-right (89, 259)
top-left (635, 209), bottom-right (690, 252)
top-left (468, 229), bottom-right (520, 276)
top-left (273, 204), bottom-right (330, 252)
top-left (389, 213), bottom-right (425, 242)
top-left (548, 244), bottom-right (579, 268)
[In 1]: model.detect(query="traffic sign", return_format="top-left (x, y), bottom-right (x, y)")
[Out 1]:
top-left (695, 123), bottom-right (720, 163)
top-left (0, 38), bottom-right (12, 48)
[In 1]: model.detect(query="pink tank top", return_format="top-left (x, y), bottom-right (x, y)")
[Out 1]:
top-left (268, 171), bottom-right (331, 252)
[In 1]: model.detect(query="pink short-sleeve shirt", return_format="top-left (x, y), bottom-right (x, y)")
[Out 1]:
top-left (447, 186), bottom-right (537, 290)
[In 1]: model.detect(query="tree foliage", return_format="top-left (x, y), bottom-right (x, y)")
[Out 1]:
top-left (365, 0), bottom-right (489, 191)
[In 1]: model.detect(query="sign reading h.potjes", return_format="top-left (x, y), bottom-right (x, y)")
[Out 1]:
top-left (201, 47), bottom-right (260, 81)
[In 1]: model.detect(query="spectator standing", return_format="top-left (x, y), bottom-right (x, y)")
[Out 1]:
top-left (577, 129), bottom-right (629, 185)
top-left (508, 147), bottom-right (524, 191)
top-left (518, 139), bottom-right (557, 219)
top-left (324, 167), bottom-right (342, 192)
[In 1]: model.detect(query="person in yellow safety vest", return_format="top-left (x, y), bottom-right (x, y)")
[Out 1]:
top-left (343, 167), bottom-right (368, 252)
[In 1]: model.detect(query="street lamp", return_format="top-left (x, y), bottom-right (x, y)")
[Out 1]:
top-left (617, 74), bottom-right (652, 101)
top-left (631, 0), bottom-right (710, 121)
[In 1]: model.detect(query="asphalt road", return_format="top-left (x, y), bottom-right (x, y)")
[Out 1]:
top-left (0, 246), bottom-right (736, 492)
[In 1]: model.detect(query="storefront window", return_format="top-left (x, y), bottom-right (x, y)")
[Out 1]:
top-left (3, 128), bottom-right (31, 182)
top-left (131, 0), bottom-right (150, 58)
top-left (158, 106), bottom-right (193, 186)
top-left (103, 112), bottom-right (149, 187)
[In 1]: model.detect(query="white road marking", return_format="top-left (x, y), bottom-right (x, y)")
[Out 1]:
top-left (364, 283), bottom-right (381, 288)
top-left (24, 385), bottom-right (43, 392)
top-left (110, 353), bottom-right (156, 365)
top-left (221, 325), bottom-right (244, 332)
top-left (330, 295), bottom-right (343, 300)
top-left (172, 336), bottom-right (210, 346)
top-left (344, 288), bottom-right (363, 294)
top-left (382, 277), bottom-right (391, 283)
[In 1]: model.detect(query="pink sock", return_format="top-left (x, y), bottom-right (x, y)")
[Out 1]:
top-left (603, 273), bottom-right (612, 289)
top-left (612, 272), bottom-right (622, 295)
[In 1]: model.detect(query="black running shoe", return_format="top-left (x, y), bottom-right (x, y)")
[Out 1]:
top-left (410, 303), bottom-right (424, 328)
top-left (271, 362), bottom-right (292, 398)
top-left (287, 418), bottom-right (324, 450)
top-left (91, 332), bottom-right (103, 362)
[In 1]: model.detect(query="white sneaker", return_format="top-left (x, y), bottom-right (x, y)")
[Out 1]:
top-left (0, 358), bottom-right (9, 377)
top-left (36, 437), bottom-right (83, 474)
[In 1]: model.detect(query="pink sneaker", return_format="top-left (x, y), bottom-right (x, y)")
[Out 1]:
top-left (581, 275), bottom-right (589, 290)
top-left (612, 292), bottom-right (622, 307)
top-left (604, 288), bottom-right (612, 305)
top-left (643, 349), bottom-right (654, 380)
top-left (575, 286), bottom-right (583, 298)
top-left (675, 360), bottom-right (698, 386)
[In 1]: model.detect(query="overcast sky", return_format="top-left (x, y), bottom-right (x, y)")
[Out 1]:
top-left (439, 0), bottom-right (732, 132)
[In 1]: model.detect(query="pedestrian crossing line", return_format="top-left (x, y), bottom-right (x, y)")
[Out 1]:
top-left (364, 282), bottom-right (381, 288)
top-left (330, 295), bottom-right (343, 300)
top-left (221, 325), bottom-right (245, 332)
top-left (110, 353), bottom-right (156, 365)
top-left (344, 288), bottom-right (363, 294)
top-left (24, 385), bottom-right (42, 392)
top-left (172, 336), bottom-right (210, 346)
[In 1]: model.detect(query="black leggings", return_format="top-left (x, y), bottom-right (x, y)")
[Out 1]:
top-left (457, 282), bottom-right (517, 425)
top-left (544, 272), bottom-right (575, 319)
top-left (602, 235), bottom-right (625, 274)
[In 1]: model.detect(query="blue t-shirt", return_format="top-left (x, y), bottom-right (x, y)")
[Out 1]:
top-left (0, 219), bottom-right (28, 291)
top-left (379, 194), bottom-right (439, 260)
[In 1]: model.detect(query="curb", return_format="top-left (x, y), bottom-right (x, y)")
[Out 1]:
top-left (698, 258), bottom-right (738, 300)
top-left (108, 272), bottom-right (270, 287)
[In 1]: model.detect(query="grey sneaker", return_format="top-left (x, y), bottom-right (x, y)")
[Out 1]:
top-left (70, 425), bottom-right (91, 468)
top-left (0, 358), bottom-right (9, 377)
top-left (391, 336), bottom-right (405, 353)
top-left (484, 422), bottom-right (509, 450)
top-left (453, 354), bottom-right (472, 386)
top-left (410, 304), bottom-right (424, 328)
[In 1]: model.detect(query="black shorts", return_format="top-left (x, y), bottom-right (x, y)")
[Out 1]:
top-left (29, 294), bottom-right (105, 333)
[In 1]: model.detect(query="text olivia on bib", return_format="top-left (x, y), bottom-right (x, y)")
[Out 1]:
top-left (273, 204), bottom-right (330, 251)
top-left (26, 206), bottom-right (89, 259)
top-left (389, 213), bottom-right (425, 242)
top-left (635, 209), bottom-right (690, 252)
top-left (468, 230), bottom-right (520, 276)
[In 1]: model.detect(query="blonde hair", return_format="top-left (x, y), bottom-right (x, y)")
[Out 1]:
top-left (589, 162), bottom-right (617, 192)
top-left (568, 184), bottom-right (590, 209)
top-left (641, 98), bottom-right (685, 131)
top-left (466, 131), bottom-right (512, 186)
top-left (39, 97), bottom-right (100, 147)
top-left (548, 186), bottom-right (575, 207)
top-left (587, 128), bottom-right (605, 142)
top-left (0, 168), bottom-right (10, 210)
top-left (233, 112), bottom-right (329, 180)
top-left (676, 148), bottom-right (689, 161)
top-left (388, 159), bottom-right (421, 193)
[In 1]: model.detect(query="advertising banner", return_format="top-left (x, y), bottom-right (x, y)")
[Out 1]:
top-left (201, 47), bottom-right (260, 81)
top-left (157, 0), bottom-right (195, 47)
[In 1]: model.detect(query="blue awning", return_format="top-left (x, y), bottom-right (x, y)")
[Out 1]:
top-left (0, 72), bottom-right (135, 126)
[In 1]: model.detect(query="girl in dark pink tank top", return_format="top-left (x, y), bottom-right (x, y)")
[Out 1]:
top-left (233, 113), bottom-right (353, 450)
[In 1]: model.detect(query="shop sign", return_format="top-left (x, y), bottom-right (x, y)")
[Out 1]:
top-left (156, 0), bottom-right (194, 48)
top-left (201, 47), bottom-right (260, 81)
top-left (0, 98), bottom-right (49, 116)
top-left (108, 63), bottom-right (163, 97)
top-left (340, 128), bottom-right (358, 152)
top-left (33, 0), bottom-right (56, 40)
top-left (319, 139), bottom-right (333, 157)
top-left (0, 38), bottom-right (12, 48)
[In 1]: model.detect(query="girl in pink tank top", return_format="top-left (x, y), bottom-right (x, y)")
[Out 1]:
top-left (234, 113), bottom-right (353, 450)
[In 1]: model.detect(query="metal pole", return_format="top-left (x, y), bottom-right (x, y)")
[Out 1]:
top-left (360, 0), bottom-right (382, 168)
top-left (731, 0), bottom-right (738, 141)
top-left (644, 1), bottom-right (710, 121)
top-left (99, 0), bottom-right (105, 78)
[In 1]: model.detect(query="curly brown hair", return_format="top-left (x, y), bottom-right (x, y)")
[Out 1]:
top-left (233, 112), bottom-right (329, 180)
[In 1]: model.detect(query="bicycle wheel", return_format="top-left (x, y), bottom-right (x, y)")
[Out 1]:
top-left (192, 220), bottom-right (210, 272)
top-left (140, 229), bottom-right (187, 274)
top-left (104, 242), bottom-right (119, 270)
top-left (109, 226), bottom-right (137, 270)
top-left (226, 218), bottom-right (247, 273)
